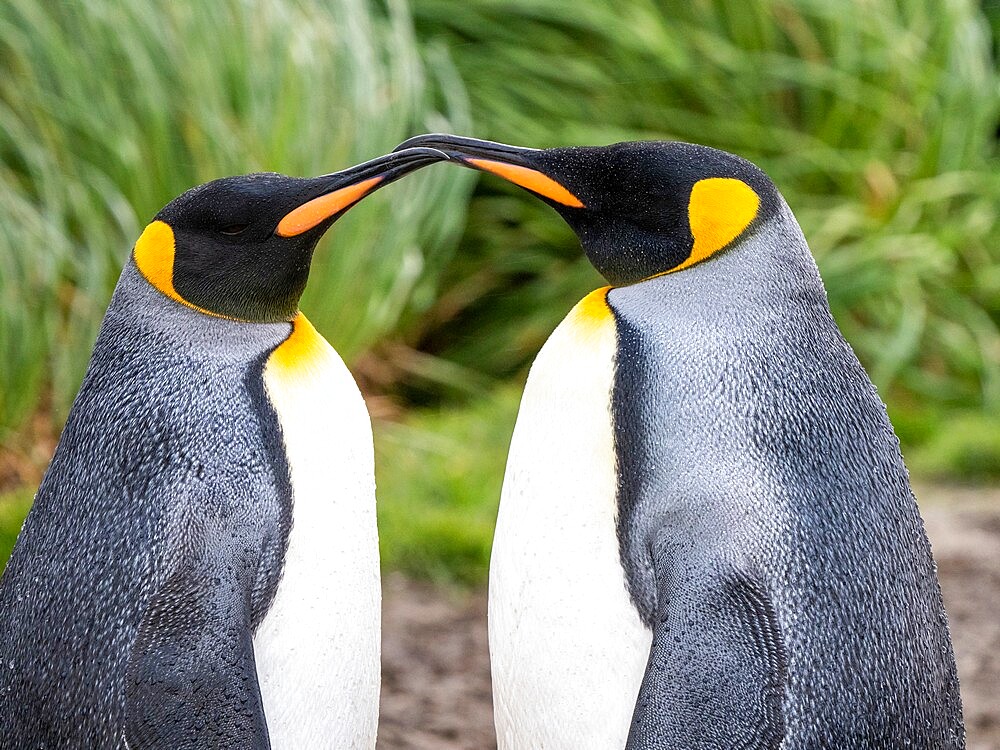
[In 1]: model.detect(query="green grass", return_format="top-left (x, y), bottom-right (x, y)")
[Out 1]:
top-left (4, 0), bottom-right (998, 454)
top-left (906, 410), bottom-right (1000, 483)
top-left (0, 487), bottom-right (33, 575)
top-left (374, 386), bottom-right (520, 584)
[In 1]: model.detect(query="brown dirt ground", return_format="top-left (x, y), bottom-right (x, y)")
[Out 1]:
top-left (378, 487), bottom-right (1000, 750)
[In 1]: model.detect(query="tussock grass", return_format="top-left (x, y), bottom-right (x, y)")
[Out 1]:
top-left (0, 487), bottom-right (33, 575)
top-left (374, 387), bottom-right (520, 584)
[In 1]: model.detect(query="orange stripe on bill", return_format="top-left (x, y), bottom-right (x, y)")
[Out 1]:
top-left (467, 159), bottom-right (583, 208)
top-left (275, 147), bottom-right (446, 238)
top-left (277, 177), bottom-right (383, 237)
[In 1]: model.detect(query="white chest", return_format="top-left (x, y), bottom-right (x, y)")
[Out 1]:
top-left (253, 316), bottom-right (379, 749)
top-left (489, 290), bottom-right (653, 750)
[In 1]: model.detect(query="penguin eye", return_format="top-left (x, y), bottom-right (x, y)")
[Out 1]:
top-left (219, 223), bottom-right (249, 236)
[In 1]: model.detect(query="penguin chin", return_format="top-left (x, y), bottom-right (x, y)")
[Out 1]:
top-left (576, 221), bottom-right (691, 287)
top-left (171, 238), bottom-right (317, 323)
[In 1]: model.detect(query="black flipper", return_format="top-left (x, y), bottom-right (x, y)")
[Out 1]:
top-left (124, 553), bottom-right (270, 750)
top-left (626, 571), bottom-right (786, 750)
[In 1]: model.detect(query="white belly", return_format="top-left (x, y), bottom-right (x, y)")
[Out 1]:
top-left (254, 316), bottom-right (379, 749)
top-left (489, 290), bottom-right (653, 750)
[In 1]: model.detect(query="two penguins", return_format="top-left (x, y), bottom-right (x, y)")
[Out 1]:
top-left (0, 135), bottom-right (963, 748)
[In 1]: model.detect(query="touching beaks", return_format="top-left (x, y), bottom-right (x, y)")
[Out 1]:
top-left (394, 134), bottom-right (585, 209)
top-left (276, 147), bottom-right (448, 237)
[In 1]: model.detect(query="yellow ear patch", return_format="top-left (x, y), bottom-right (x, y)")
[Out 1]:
top-left (133, 220), bottom-right (182, 303)
top-left (678, 177), bottom-right (760, 272)
top-left (132, 221), bottom-right (178, 302)
top-left (132, 220), bottom-right (232, 319)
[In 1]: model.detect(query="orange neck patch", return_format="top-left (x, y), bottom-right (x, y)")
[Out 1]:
top-left (569, 286), bottom-right (613, 335)
top-left (674, 177), bottom-right (760, 274)
top-left (467, 158), bottom-right (584, 208)
top-left (266, 313), bottom-right (328, 378)
top-left (133, 220), bottom-right (232, 319)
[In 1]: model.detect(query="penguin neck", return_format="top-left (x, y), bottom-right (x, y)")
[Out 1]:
top-left (104, 260), bottom-right (291, 359)
top-left (608, 205), bottom-right (832, 345)
top-left (605, 208), bottom-right (850, 625)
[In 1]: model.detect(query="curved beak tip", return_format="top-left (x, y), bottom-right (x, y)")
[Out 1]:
top-left (393, 134), bottom-right (483, 163)
top-left (391, 146), bottom-right (451, 165)
top-left (394, 134), bottom-right (448, 153)
top-left (392, 134), bottom-right (584, 209)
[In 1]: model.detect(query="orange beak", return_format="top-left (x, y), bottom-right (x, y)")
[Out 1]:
top-left (276, 147), bottom-right (447, 237)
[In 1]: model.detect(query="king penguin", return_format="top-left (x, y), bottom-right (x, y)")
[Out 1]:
top-left (0, 147), bottom-right (444, 749)
top-left (397, 134), bottom-right (965, 749)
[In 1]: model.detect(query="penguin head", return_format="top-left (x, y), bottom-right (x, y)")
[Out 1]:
top-left (133, 148), bottom-right (445, 322)
top-left (395, 135), bottom-right (781, 286)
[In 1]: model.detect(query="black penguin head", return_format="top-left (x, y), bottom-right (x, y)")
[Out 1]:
top-left (133, 147), bottom-right (445, 322)
top-left (395, 135), bottom-right (781, 286)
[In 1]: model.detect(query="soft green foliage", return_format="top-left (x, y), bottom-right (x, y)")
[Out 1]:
top-left (0, 0), bottom-right (473, 433)
top-left (0, 487), bottom-right (33, 575)
top-left (410, 0), bottom-right (1000, 442)
top-left (374, 387), bottom-right (520, 584)
top-left (2, 0), bottom-right (998, 456)
top-left (907, 410), bottom-right (1000, 482)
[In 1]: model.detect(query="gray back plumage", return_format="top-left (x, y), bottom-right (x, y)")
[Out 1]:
top-left (0, 262), bottom-right (292, 747)
top-left (608, 201), bottom-right (964, 747)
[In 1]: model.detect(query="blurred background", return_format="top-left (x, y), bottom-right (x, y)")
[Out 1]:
top-left (0, 0), bottom-right (997, 746)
